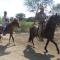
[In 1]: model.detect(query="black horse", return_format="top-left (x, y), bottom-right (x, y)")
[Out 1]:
top-left (28, 14), bottom-right (60, 54)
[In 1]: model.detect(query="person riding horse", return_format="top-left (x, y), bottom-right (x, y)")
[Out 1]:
top-left (35, 5), bottom-right (46, 41)
top-left (29, 13), bottom-right (60, 54)
top-left (2, 11), bottom-right (9, 35)
top-left (0, 18), bottom-right (20, 45)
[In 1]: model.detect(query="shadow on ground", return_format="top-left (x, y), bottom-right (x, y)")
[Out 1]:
top-left (23, 45), bottom-right (55, 60)
top-left (0, 43), bottom-right (10, 56)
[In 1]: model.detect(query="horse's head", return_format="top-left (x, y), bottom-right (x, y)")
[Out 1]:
top-left (54, 13), bottom-right (60, 25)
top-left (49, 13), bottom-right (60, 25)
top-left (12, 18), bottom-right (20, 28)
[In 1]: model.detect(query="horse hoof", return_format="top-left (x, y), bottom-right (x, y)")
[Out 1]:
top-left (33, 46), bottom-right (35, 48)
top-left (44, 49), bottom-right (48, 54)
top-left (14, 44), bottom-right (16, 46)
top-left (44, 51), bottom-right (48, 54)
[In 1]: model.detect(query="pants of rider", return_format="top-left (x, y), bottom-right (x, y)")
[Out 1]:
top-left (38, 29), bottom-right (43, 41)
top-left (3, 27), bottom-right (6, 35)
top-left (38, 24), bottom-right (44, 41)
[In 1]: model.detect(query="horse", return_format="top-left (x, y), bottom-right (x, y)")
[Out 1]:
top-left (28, 14), bottom-right (60, 54)
top-left (0, 18), bottom-right (20, 45)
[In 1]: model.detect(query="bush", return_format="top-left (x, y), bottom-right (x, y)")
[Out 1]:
top-left (0, 17), bottom-right (2, 24)
top-left (6, 20), bottom-right (34, 33)
top-left (20, 21), bottom-right (33, 32)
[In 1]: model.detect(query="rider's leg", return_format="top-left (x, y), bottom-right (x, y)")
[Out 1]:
top-left (3, 25), bottom-right (6, 35)
top-left (38, 23), bottom-right (44, 41)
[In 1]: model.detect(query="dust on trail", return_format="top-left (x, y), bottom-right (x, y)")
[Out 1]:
top-left (0, 31), bottom-right (60, 60)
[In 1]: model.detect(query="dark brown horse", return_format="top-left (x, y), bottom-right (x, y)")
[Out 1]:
top-left (0, 18), bottom-right (19, 45)
top-left (28, 14), bottom-right (60, 54)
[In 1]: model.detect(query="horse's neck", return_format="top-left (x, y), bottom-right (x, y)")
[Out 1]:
top-left (10, 22), bottom-right (14, 26)
top-left (46, 20), bottom-right (56, 31)
top-left (9, 23), bottom-right (14, 27)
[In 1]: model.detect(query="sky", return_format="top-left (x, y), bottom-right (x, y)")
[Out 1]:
top-left (0, 0), bottom-right (60, 18)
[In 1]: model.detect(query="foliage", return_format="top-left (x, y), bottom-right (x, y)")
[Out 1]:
top-left (24, 0), bottom-right (53, 12)
top-left (14, 20), bottom-right (34, 32)
top-left (0, 17), bottom-right (2, 24)
top-left (52, 4), bottom-right (60, 14)
top-left (26, 17), bottom-right (35, 22)
top-left (20, 20), bottom-right (33, 32)
top-left (16, 13), bottom-right (25, 20)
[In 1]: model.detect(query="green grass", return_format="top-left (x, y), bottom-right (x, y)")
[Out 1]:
top-left (0, 20), bottom-right (2, 24)
top-left (14, 20), bottom-right (34, 32)
top-left (20, 21), bottom-right (33, 32)
top-left (0, 19), bottom-right (34, 32)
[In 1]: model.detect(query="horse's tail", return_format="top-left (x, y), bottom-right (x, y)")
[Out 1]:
top-left (28, 26), bottom-right (38, 42)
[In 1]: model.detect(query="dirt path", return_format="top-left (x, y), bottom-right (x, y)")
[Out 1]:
top-left (0, 32), bottom-right (60, 60)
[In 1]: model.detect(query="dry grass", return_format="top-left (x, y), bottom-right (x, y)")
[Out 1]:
top-left (0, 27), bottom-right (60, 60)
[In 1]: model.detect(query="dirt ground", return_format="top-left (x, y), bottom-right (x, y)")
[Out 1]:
top-left (0, 28), bottom-right (60, 60)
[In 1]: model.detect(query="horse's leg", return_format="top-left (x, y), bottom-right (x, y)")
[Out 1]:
top-left (50, 40), bottom-right (60, 54)
top-left (11, 34), bottom-right (15, 46)
top-left (28, 36), bottom-right (32, 42)
top-left (31, 37), bottom-right (35, 48)
top-left (28, 36), bottom-right (35, 47)
top-left (9, 34), bottom-right (12, 44)
top-left (44, 40), bottom-right (49, 53)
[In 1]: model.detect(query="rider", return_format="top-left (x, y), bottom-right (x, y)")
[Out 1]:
top-left (2, 11), bottom-right (9, 35)
top-left (39, 5), bottom-right (46, 30)
top-left (35, 5), bottom-right (46, 41)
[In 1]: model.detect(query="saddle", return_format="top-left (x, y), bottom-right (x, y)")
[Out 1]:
top-left (43, 21), bottom-right (47, 30)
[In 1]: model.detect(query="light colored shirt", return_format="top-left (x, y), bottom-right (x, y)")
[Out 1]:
top-left (2, 16), bottom-right (9, 27)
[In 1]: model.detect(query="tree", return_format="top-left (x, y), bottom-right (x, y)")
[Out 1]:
top-left (24, 0), bottom-right (54, 13)
top-left (27, 17), bottom-right (35, 22)
top-left (52, 4), bottom-right (60, 14)
top-left (16, 13), bottom-right (25, 20)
